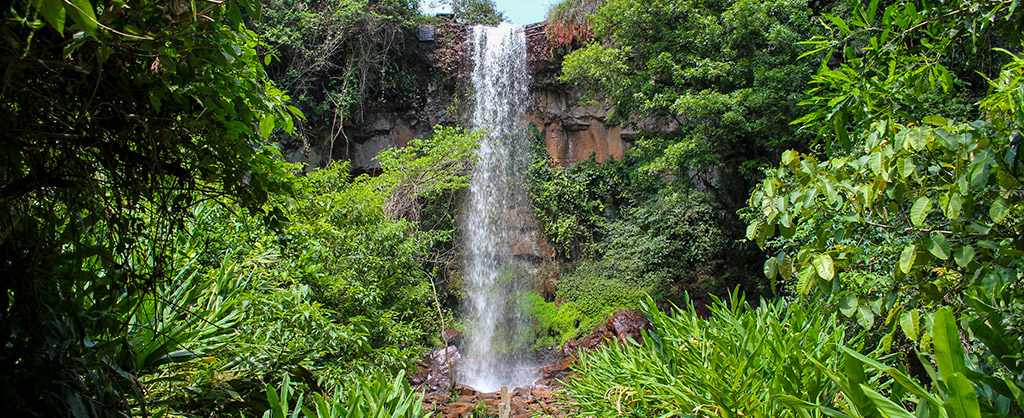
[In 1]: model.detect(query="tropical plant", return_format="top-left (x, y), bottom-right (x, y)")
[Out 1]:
top-left (1, 0), bottom-right (299, 413)
top-left (565, 291), bottom-right (856, 417)
top-left (747, 0), bottom-right (1023, 330)
top-left (559, 0), bottom-right (820, 183)
top-left (264, 371), bottom-right (426, 418)
top-left (780, 306), bottom-right (1024, 417)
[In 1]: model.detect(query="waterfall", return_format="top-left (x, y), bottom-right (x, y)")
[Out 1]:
top-left (459, 23), bottom-right (537, 392)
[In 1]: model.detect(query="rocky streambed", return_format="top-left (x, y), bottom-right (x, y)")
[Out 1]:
top-left (410, 309), bottom-right (652, 418)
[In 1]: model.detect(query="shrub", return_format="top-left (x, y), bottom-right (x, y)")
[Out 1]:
top-left (565, 291), bottom-right (854, 417)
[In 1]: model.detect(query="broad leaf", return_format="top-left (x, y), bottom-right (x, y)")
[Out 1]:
top-left (899, 244), bottom-right (917, 274)
top-left (950, 244), bottom-right (974, 268)
top-left (989, 197), bottom-right (1009, 223)
top-left (814, 253), bottom-right (835, 281)
top-left (839, 294), bottom-right (858, 317)
top-left (900, 309), bottom-right (920, 341)
top-left (911, 197), bottom-right (931, 227)
top-left (926, 234), bottom-right (951, 260)
top-left (943, 373), bottom-right (981, 418)
top-left (933, 307), bottom-right (967, 379)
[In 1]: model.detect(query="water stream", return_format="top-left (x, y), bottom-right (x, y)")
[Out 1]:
top-left (459, 23), bottom-right (537, 392)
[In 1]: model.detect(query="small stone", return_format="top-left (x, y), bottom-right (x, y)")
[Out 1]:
top-left (511, 398), bottom-right (528, 413)
top-left (447, 402), bottom-right (474, 415)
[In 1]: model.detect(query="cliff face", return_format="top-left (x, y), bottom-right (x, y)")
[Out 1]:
top-left (307, 22), bottom-right (636, 172)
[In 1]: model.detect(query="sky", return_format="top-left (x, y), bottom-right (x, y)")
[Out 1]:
top-left (494, 0), bottom-right (552, 24)
top-left (420, 0), bottom-right (553, 25)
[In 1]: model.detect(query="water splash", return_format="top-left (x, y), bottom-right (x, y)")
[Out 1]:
top-left (459, 23), bottom-right (537, 392)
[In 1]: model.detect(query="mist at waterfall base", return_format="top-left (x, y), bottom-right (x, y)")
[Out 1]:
top-left (458, 23), bottom-right (540, 392)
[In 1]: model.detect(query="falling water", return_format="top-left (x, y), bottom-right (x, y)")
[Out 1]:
top-left (459, 23), bottom-right (537, 392)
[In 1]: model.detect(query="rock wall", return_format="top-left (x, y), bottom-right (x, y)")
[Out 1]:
top-left (330, 22), bottom-right (637, 172)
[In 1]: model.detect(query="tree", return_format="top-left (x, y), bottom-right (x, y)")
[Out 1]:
top-left (559, 0), bottom-right (820, 185)
top-left (454, 0), bottom-right (505, 25)
top-left (745, 2), bottom-right (1023, 413)
top-left (0, 0), bottom-right (299, 414)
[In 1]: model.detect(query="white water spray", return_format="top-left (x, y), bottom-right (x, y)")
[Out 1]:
top-left (459, 23), bottom-right (537, 392)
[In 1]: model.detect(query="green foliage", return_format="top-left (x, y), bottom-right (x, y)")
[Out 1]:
top-left (376, 126), bottom-right (482, 220)
top-left (1, 0), bottom-right (299, 414)
top-left (782, 300), bottom-right (1024, 417)
top-left (521, 292), bottom-right (600, 349)
top-left (255, 0), bottom-right (420, 161)
top-left (746, 1), bottom-right (1023, 333)
top-left (560, 0), bottom-right (820, 182)
top-left (263, 371), bottom-right (426, 418)
top-left (528, 158), bottom-right (609, 259)
top-left (452, 0), bottom-right (506, 25)
top-left (742, 2), bottom-right (1023, 416)
top-left (566, 292), bottom-right (855, 417)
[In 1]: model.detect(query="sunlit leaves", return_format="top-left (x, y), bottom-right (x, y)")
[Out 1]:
top-left (911, 196), bottom-right (931, 227)
top-left (814, 253), bottom-right (835, 281)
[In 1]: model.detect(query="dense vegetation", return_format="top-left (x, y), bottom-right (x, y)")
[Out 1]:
top-left (0, 0), bottom-right (474, 415)
top-left (542, 0), bottom-right (1024, 416)
top-left (1, 0), bottom-right (1021, 415)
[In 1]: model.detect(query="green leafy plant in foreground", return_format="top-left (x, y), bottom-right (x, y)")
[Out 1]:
top-left (781, 304), bottom-right (1024, 417)
top-left (566, 291), bottom-right (854, 417)
top-left (263, 371), bottom-right (425, 418)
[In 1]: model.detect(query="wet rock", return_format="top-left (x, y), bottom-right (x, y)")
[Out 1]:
top-left (609, 309), bottom-right (652, 343)
top-left (455, 384), bottom-right (476, 397)
top-left (443, 327), bottom-right (462, 345)
top-left (410, 345), bottom-right (461, 389)
top-left (532, 387), bottom-right (553, 400)
top-left (411, 309), bottom-right (653, 418)
top-left (446, 402), bottom-right (474, 415)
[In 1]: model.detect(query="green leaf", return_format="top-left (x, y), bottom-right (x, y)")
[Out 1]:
top-left (899, 244), bottom-right (916, 274)
top-left (923, 115), bottom-right (948, 126)
top-left (898, 156), bottom-right (916, 179)
top-left (260, 115), bottom-right (276, 139)
top-left (797, 264), bottom-right (816, 295)
top-left (814, 253), bottom-right (835, 281)
top-left (65, 0), bottom-right (98, 36)
top-left (779, 254), bottom-right (794, 279)
top-left (782, 150), bottom-right (798, 166)
top-left (763, 257), bottom-right (778, 280)
top-left (989, 197), bottom-right (1009, 223)
top-left (900, 309), bottom-right (920, 341)
top-left (1003, 377), bottom-right (1024, 411)
top-left (839, 347), bottom-right (943, 407)
top-left (857, 306), bottom-right (875, 329)
top-left (35, 0), bottom-right (66, 33)
top-left (839, 294), bottom-right (858, 317)
top-left (825, 179), bottom-right (838, 204)
top-left (861, 384), bottom-right (915, 418)
top-left (908, 127), bottom-right (928, 150)
top-left (933, 307), bottom-right (967, 379)
top-left (942, 193), bottom-right (963, 220)
top-left (953, 245), bottom-right (975, 268)
top-left (746, 219), bottom-right (761, 241)
top-left (911, 197), bottom-right (931, 227)
top-left (943, 373), bottom-right (981, 418)
top-left (926, 234), bottom-right (951, 260)
top-left (869, 151), bottom-right (884, 177)
top-left (970, 161), bottom-right (990, 190)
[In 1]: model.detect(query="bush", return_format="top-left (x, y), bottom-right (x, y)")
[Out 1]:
top-left (565, 291), bottom-right (855, 417)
